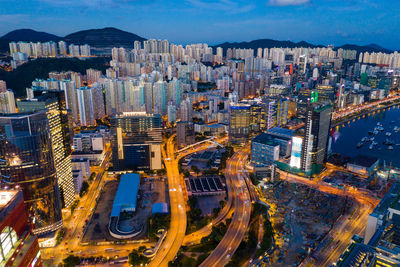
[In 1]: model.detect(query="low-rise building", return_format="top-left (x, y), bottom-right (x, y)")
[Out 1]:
top-left (71, 158), bottom-right (91, 179)
top-left (72, 170), bottom-right (83, 195)
top-left (108, 173), bottom-right (141, 239)
top-left (347, 155), bottom-right (379, 175)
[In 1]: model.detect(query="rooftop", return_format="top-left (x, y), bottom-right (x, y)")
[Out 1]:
top-left (110, 173), bottom-right (140, 217)
top-left (372, 182), bottom-right (400, 216)
top-left (0, 190), bottom-right (18, 209)
top-left (266, 127), bottom-right (294, 139)
top-left (252, 133), bottom-right (279, 146)
top-left (349, 155), bottom-right (379, 168)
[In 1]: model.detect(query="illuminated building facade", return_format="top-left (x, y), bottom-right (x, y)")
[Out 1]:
top-left (229, 103), bottom-right (251, 145)
top-left (0, 112), bottom-right (63, 235)
top-left (111, 112), bottom-right (162, 171)
top-left (17, 91), bottom-right (75, 208)
top-left (0, 190), bottom-right (41, 266)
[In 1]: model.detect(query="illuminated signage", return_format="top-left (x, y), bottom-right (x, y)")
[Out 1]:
top-left (311, 91), bottom-right (318, 103)
top-left (289, 136), bottom-right (302, 169)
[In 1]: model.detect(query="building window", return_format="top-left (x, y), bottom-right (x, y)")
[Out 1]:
top-left (0, 226), bottom-right (17, 261)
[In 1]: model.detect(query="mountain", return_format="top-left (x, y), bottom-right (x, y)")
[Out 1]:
top-left (336, 43), bottom-right (393, 54)
top-left (64, 27), bottom-right (146, 48)
top-left (0, 29), bottom-right (62, 53)
top-left (214, 38), bottom-right (394, 55)
top-left (0, 29), bottom-right (62, 42)
top-left (214, 39), bottom-right (322, 51)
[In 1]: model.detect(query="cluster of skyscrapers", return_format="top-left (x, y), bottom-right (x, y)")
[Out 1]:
top-left (1, 35), bottom-right (400, 248)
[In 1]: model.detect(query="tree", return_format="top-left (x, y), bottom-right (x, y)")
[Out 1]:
top-left (63, 255), bottom-right (80, 267)
top-left (191, 165), bottom-right (200, 177)
top-left (128, 249), bottom-right (149, 266)
top-left (183, 170), bottom-right (190, 178)
top-left (79, 181), bottom-right (90, 197)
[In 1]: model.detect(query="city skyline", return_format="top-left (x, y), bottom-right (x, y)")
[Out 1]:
top-left (0, 0), bottom-right (400, 50)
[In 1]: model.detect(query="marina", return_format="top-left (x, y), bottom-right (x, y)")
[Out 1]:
top-left (332, 105), bottom-right (400, 167)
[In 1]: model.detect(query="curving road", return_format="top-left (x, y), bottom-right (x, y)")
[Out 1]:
top-left (148, 135), bottom-right (187, 267)
top-left (200, 149), bottom-right (252, 267)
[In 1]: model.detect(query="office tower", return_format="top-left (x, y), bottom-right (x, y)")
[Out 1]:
top-left (0, 190), bottom-right (42, 266)
top-left (111, 112), bottom-right (162, 171)
top-left (300, 104), bottom-right (333, 172)
top-left (250, 103), bottom-right (266, 132)
top-left (229, 103), bottom-right (251, 145)
top-left (0, 112), bottom-right (63, 235)
top-left (0, 89), bottom-right (16, 114)
top-left (86, 69), bottom-right (102, 84)
top-left (0, 80), bottom-right (6, 92)
top-left (276, 98), bottom-right (288, 126)
top-left (76, 85), bottom-right (105, 126)
top-left (177, 121), bottom-right (195, 147)
top-left (17, 91), bottom-right (75, 208)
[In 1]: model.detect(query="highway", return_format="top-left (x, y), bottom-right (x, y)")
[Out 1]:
top-left (200, 149), bottom-right (252, 267)
top-left (148, 135), bottom-right (187, 267)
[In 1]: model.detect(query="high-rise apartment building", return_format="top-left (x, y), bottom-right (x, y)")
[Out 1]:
top-left (111, 112), bottom-right (162, 171)
top-left (0, 89), bottom-right (16, 114)
top-left (0, 112), bottom-right (63, 235)
top-left (86, 69), bottom-right (102, 84)
top-left (58, 41), bottom-right (67, 55)
top-left (76, 85), bottom-right (105, 126)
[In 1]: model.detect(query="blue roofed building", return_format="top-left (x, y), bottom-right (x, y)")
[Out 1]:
top-left (108, 173), bottom-right (141, 239)
top-left (152, 202), bottom-right (169, 214)
top-left (265, 127), bottom-right (294, 157)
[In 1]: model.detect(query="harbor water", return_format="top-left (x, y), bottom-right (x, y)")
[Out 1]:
top-left (331, 105), bottom-right (400, 167)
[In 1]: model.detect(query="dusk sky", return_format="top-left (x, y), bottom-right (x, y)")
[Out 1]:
top-left (0, 0), bottom-right (398, 49)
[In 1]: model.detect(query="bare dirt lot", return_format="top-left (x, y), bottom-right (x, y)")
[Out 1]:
top-left (262, 181), bottom-right (353, 266)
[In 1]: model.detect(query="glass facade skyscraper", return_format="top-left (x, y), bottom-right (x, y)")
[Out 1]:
top-left (229, 103), bottom-right (251, 145)
top-left (0, 111), bottom-right (63, 236)
top-left (17, 91), bottom-right (75, 208)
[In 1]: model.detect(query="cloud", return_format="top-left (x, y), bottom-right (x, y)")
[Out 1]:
top-left (268, 0), bottom-right (310, 6)
top-left (186, 0), bottom-right (255, 14)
